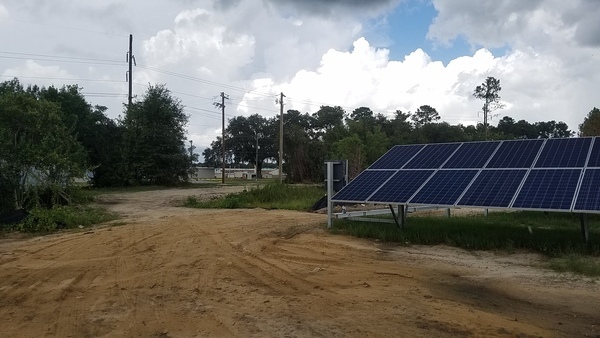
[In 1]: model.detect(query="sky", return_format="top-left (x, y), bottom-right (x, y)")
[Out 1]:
top-left (1, 0), bottom-right (599, 158)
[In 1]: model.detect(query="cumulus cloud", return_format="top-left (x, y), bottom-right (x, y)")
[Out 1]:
top-left (2, 60), bottom-right (74, 85)
top-left (428, 0), bottom-right (600, 50)
top-left (141, 0), bottom-right (365, 83)
top-left (241, 37), bottom-right (598, 131)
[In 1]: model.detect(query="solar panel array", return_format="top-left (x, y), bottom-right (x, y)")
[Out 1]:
top-left (332, 137), bottom-right (600, 213)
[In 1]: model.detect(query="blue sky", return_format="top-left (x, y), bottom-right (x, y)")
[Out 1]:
top-left (367, 0), bottom-right (511, 65)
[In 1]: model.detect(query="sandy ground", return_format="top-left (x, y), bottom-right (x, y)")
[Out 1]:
top-left (1, 186), bottom-right (600, 338)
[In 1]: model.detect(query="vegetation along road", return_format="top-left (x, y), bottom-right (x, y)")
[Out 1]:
top-left (1, 186), bottom-right (599, 337)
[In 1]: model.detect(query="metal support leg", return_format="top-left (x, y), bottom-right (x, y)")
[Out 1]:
top-left (400, 205), bottom-right (406, 228)
top-left (446, 208), bottom-right (451, 218)
top-left (327, 162), bottom-right (333, 229)
top-left (389, 205), bottom-right (401, 229)
top-left (580, 213), bottom-right (589, 243)
top-left (484, 209), bottom-right (489, 217)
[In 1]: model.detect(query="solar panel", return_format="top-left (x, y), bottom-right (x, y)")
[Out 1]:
top-left (368, 170), bottom-right (435, 203)
top-left (457, 169), bottom-right (527, 208)
top-left (369, 145), bottom-right (424, 169)
top-left (443, 141), bottom-right (500, 168)
top-left (512, 169), bottom-right (581, 210)
top-left (331, 137), bottom-right (600, 214)
top-left (486, 139), bottom-right (544, 168)
top-left (534, 138), bottom-right (591, 168)
top-left (403, 143), bottom-right (461, 169)
top-left (408, 170), bottom-right (478, 206)
top-left (586, 139), bottom-right (600, 168)
top-left (331, 170), bottom-right (395, 202)
top-left (573, 169), bottom-right (600, 211)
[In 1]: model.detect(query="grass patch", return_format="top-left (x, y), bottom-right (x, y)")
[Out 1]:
top-left (183, 183), bottom-right (325, 211)
top-left (546, 255), bottom-right (600, 277)
top-left (17, 205), bottom-right (119, 233)
top-left (331, 211), bottom-right (600, 257)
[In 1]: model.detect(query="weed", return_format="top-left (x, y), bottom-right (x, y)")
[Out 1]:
top-left (183, 183), bottom-right (325, 211)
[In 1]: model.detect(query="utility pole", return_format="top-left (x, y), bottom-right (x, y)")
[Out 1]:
top-left (214, 92), bottom-right (229, 184)
top-left (189, 140), bottom-right (194, 165)
top-left (255, 133), bottom-right (259, 180)
top-left (276, 92), bottom-right (285, 183)
top-left (126, 34), bottom-right (136, 109)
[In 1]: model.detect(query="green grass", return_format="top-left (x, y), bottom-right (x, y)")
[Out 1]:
top-left (183, 183), bottom-right (325, 211)
top-left (332, 211), bottom-right (600, 276)
top-left (546, 255), bottom-right (600, 277)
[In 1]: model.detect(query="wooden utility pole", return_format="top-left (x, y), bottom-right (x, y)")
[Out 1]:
top-left (127, 34), bottom-right (135, 109)
top-left (277, 92), bottom-right (285, 183)
top-left (214, 92), bottom-right (228, 184)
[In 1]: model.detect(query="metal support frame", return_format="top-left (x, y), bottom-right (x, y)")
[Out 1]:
top-left (580, 213), bottom-right (589, 243)
top-left (389, 205), bottom-right (401, 228)
top-left (327, 161), bottom-right (334, 229)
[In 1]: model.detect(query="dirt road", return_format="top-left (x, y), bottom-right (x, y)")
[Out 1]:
top-left (1, 187), bottom-right (600, 337)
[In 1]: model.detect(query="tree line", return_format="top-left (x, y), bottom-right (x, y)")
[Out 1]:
top-left (0, 79), bottom-right (193, 214)
top-left (203, 105), bottom-right (578, 181)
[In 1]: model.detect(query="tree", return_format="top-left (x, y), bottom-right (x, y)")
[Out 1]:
top-left (386, 110), bottom-right (413, 145)
top-left (473, 76), bottom-right (505, 138)
top-left (334, 135), bottom-right (366, 179)
top-left (123, 84), bottom-right (190, 185)
top-left (202, 137), bottom-right (234, 168)
top-left (35, 85), bottom-right (126, 187)
top-left (0, 79), bottom-right (85, 212)
top-left (226, 114), bottom-right (277, 178)
top-left (411, 105), bottom-right (440, 127)
top-left (579, 107), bottom-right (600, 136)
top-left (535, 121), bottom-right (573, 138)
top-left (283, 110), bottom-right (325, 182)
top-left (349, 106), bottom-right (374, 121)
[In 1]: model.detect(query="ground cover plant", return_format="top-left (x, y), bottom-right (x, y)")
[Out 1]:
top-left (183, 183), bottom-right (325, 211)
top-left (4, 205), bottom-right (118, 234)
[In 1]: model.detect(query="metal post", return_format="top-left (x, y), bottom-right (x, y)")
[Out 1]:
top-left (327, 161), bottom-right (334, 229)
top-left (446, 208), bottom-right (451, 218)
top-left (221, 92), bottom-right (225, 184)
top-left (484, 208), bottom-right (489, 216)
top-left (255, 134), bottom-right (259, 180)
top-left (400, 205), bottom-right (405, 228)
top-left (278, 92), bottom-right (285, 183)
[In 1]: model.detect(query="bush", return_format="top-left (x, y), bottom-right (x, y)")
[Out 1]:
top-left (18, 205), bottom-right (117, 233)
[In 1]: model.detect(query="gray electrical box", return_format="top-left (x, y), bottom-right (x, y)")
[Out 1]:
top-left (324, 160), bottom-right (348, 192)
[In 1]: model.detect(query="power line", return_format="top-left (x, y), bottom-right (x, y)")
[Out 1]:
top-left (1, 50), bottom-right (384, 115)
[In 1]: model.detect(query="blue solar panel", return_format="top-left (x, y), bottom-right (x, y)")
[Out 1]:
top-left (534, 138), bottom-right (591, 168)
top-left (331, 170), bottom-right (395, 202)
top-left (486, 139), bottom-right (544, 168)
top-left (443, 141), bottom-right (500, 168)
top-left (403, 143), bottom-right (461, 169)
top-left (409, 170), bottom-right (478, 206)
top-left (369, 145), bottom-right (424, 169)
top-left (457, 170), bottom-right (527, 208)
top-left (574, 169), bottom-right (600, 211)
top-left (512, 169), bottom-right (581, 210)
top-left (368, 170), bottom-right (435, 203)
top-left (586, 138), bottom-right (600, 167)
